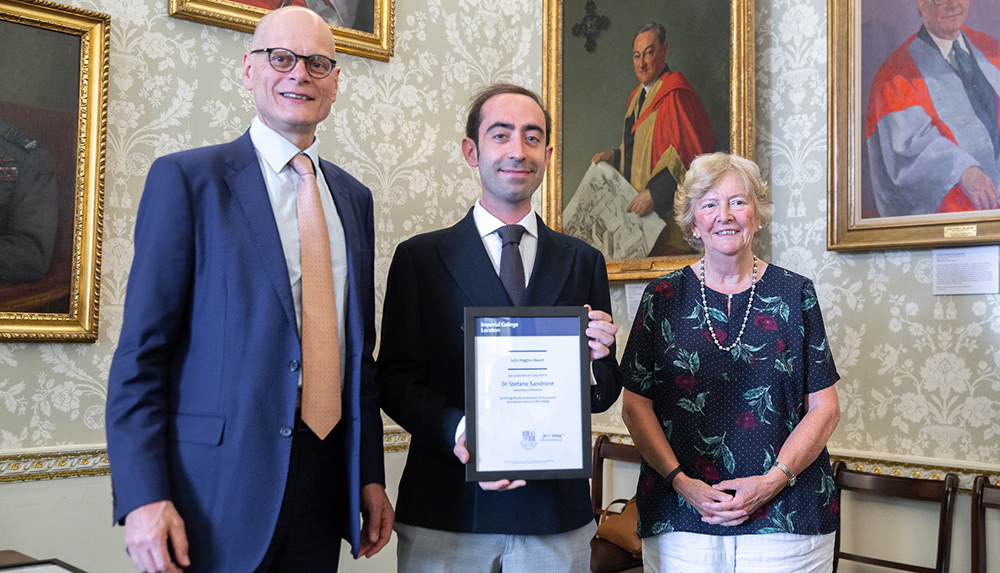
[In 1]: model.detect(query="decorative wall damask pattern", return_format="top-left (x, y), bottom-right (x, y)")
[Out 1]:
top-left (0, 0), bottom-right (541, 452)
top-left (1, 0), bottom-right (997, 483)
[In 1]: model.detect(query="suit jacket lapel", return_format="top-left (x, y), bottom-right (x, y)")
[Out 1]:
top-left (438, 209), bottom-right (512, 307)
top-left (226, 132), bottom-right (298, 332)
top-left (318, 159), bottom-right (362, 361)
top-left (522, 214), bottom-right (575, 307)
top-left (319, 160), bottom-right (360, 259)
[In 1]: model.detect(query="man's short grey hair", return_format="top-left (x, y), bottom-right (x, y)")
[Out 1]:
top-left (635, 22), bottom-right (667, 45)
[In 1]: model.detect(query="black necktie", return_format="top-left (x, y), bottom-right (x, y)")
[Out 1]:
top-left (497, 224), bottom-right (527, 306)
top-left (636, 88), bottom-right (647, 118)
top-left (952, 39), bottom-right (1000, 156)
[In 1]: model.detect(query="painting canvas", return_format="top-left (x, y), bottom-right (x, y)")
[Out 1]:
top-left (0, 0), bottom-right (108, 341)
top-left (234, 0), bottom-right (375, 32)
top-left (861, 0), bottom-right (1000, 220)
top-left (169, 0), bottom-right (394, 62)
top-left (0, 19), bottom-right (80, 315)
top-left (543, 0), bottom-right (754, 280)
top-left (830, 0), bottom-right (1000, 250)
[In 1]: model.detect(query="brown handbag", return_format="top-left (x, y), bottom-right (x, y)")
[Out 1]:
top-left (595, 496), bottom-right (642, 558)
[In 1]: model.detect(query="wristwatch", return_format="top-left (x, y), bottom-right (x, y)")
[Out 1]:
top-left (772, 461), bottom-right (796, 487)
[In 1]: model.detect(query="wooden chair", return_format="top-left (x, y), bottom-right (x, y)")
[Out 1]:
top-left (832, 460), bottom-right (958, 573)
top-left (971, 475), bottom-right (1000, 573)
top-left (591, 435), bottom-right (643, 573)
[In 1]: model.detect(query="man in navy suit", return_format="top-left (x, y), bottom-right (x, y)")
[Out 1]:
top-left (105, 7), bottom-right (392, 572)
top-left (377, 84), bottom-right (623, 572)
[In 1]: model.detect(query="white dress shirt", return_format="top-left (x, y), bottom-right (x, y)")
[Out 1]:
top-left (927, 29), bottom-right (970, 65)
top-left (249, 117), bottom-right (348, 387)
top-left (472, 200), bottom-right (538, 285)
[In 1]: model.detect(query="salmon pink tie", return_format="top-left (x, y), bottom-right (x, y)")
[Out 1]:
top-left (291, 153), bottom-right (340, 439)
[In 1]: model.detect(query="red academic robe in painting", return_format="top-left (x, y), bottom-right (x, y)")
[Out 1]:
top-left (866, 26), bottom-right (1000, 217)
top-left (614, 67), bottom-right (715, 255)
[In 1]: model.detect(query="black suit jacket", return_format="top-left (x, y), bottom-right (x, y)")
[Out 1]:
top-left (377, 208), bottom-right (623, 535)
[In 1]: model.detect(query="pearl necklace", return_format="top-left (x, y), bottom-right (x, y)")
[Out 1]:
top-left (699, 254), bottom-right (758, 352)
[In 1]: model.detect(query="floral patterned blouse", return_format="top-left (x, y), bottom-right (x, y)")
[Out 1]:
top-left (621, 264), bottom-right (840, 538)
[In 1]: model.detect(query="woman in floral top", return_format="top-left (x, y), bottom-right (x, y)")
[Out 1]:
top-left (621, 153), bottom-right (841, 573)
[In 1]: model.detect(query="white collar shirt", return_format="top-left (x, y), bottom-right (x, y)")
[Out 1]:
top-left (249, 117), bottom-right (348, 387)
top-left (928, 29), bottom-right (970, 64)
top-left (472, 200), bottom-right (538, 287)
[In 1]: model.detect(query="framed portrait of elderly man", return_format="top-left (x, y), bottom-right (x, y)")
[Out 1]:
top-left (542, 0), bottom-right (755, 281)
top-left (0, 0), bottom-right (108, 341)
top-left (829, 0), bottom-right (1000, 250)
top-left (169, 0), bottom-right (394, 62)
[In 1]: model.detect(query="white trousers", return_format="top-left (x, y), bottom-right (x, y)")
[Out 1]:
top-left (395, 520), bottom-right (597, 573)
top-left (642, 531), bottom-right (835, 573)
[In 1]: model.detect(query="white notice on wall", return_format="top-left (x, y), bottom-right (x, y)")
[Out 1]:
top-left (625, 283), bottom-right (648, 321)
top-left (932, 245), bottom-right (1000, 295)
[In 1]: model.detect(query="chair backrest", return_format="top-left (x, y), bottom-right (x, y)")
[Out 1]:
top-left (832, 460), bottom-right (959, 573)
top-left (972, 475), bottom-right (1000, 573)
top-left (592, 435), bottom-right (642, 515)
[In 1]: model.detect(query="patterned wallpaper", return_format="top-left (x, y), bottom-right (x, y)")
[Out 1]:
top-left (0, 0), bottom-right (541, 452)
top-left (2, 0), bottom-right (998, 483)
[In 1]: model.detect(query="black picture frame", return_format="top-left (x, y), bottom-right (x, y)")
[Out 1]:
top-left (464, 306), bottom-right (592, 482)
top-left (0, 559), bottom-right (89, 572)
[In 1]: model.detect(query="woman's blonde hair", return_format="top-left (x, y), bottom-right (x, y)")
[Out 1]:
top-left (674, 152), bottom-right (772, 249)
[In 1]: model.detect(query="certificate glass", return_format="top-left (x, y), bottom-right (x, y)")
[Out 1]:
top-left (464, 307), bottom-right (592, 481)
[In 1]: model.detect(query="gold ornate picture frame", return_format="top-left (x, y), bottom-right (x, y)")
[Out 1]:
top-left (542, 0), bottom-right (754, 281)
top-left (0, 0), bottom-right (108, 342)
top-left (169, 0), bottom-right (395, 62)
top-left (828, 0), bottom-right (1000, 251)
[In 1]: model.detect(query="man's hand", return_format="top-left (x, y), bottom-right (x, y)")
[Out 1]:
top-left (584, 305), bottom-right (616, 361)
top-left (626, 189), bottom-right (655, 216)
top-left (592, 150), bottom-right (615, 164)
top-left (357, 483), bottom-right (394, 558)
top-left (961, 166), bottom-right (1000, 210)
top-left (124, 500), bottom-right (190, 573)
top-left (453, 433), bottom-right (526, 491)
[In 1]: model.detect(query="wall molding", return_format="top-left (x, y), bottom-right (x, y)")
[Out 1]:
top-left (4, 430), bottom-right (997, 490)
top-left (0, 448), bottom-right (110, 483)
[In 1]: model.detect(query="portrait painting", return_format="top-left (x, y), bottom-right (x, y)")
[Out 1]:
top-left (0, 0), bottom-right (108, 341)
top-left (169, 0), bottom-right (394, 62)
top-left (830, 0), bottom-right (1000, 250)
top-left (0, 19), bottom-right (79, 316)
top-left (542, 0), bottom-right (754, 280)
top-left (236, 0), bottom-right (375, 32)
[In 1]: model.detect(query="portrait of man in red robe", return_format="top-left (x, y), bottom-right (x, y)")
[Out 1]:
top-left (591, 22), bottom-right (717, 256)
top-left (863, 0), bottom-right (1000, 218)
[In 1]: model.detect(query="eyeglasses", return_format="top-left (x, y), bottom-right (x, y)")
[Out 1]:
top-left (928, 0), bottom-right (960, 5)
top-left (250, 47), bottom-right (336, 79)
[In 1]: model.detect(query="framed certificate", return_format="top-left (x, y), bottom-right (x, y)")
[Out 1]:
top-left (464, 306), bottom-right (592, 481)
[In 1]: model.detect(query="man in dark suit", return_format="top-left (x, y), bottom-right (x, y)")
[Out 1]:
top-left (105, 7), bottom-right (392, 573)
top-left (377, 83), bottom-right (623, 572)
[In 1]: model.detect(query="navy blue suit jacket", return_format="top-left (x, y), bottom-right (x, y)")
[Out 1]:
top-left (106, 131), bottom-right (383, 571)
top-left (377, 209), bottom-right (623, 535)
